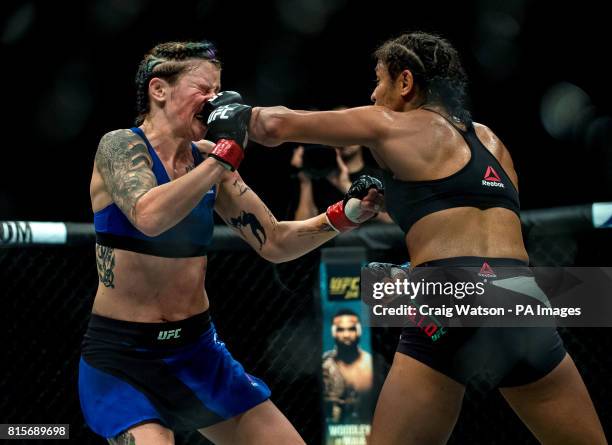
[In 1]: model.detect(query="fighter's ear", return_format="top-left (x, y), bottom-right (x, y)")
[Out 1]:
top-left (149, 77), bottom-right (169, 105)
top-left (398, 69), bottom-right (415, 98)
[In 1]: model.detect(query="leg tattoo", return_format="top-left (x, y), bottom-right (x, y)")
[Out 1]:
top-left (108, 431), bottom-right (136, 445)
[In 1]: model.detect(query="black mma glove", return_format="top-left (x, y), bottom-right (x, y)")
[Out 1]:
top-left (201, 91), bottom-right (252, 171)
top-left (325, 175), bottom-right (384, 232)
top-left (199, 91), bottom-right (245, 122)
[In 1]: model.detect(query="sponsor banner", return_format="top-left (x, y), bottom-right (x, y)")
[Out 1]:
top-left (0, 221), bottom-right (67, 245)
top-left (320, 248), bottom-right (373, 445)
top-left (361, 263), bottom-right (612, 327)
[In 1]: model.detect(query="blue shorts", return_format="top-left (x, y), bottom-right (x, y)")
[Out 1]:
top-left (78, 311), bottom-right (271, 438)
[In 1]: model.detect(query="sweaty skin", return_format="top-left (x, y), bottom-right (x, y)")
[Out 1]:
top-left (250, 105), bottom-right (528, 266)
top-left (89, 60), bottom-right (379, 323)
top-left (90, 129), bottom-right (216, 321)
top-left (249, 45), bottom-right (606, 445)
top-left (90, 61), bottom-right (224, 322)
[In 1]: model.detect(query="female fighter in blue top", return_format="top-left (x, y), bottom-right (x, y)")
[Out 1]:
top-left (81, 41), bottom-right (383, 445)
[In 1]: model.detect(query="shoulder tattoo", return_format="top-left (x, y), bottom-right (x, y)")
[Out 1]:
top-left (95, 129), bottom-right (157, 222)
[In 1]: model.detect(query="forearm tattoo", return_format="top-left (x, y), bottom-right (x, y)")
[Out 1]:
top-left (229, 211), bottom-right (267, 249)
top-left (95, 129), bottom-right (157, 222)
top-left (108, 431), bottom-right (136, 445)
top-left (264, 206), bottom-right (279, 231)
top-left (96, 244), bottom-right (116, 288)
top-left (296, 221), bottom-right (336, 237)
top-left (232, 178), bottom-right (251, 196)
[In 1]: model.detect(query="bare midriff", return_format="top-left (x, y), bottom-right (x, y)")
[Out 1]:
top-left (406, 206), bottom-right (529, 267)
top-left (92, 250), bottom-right (209, 322)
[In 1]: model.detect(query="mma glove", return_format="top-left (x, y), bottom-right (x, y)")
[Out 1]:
top-left (200, 91), bottom-right (252, 171)
top-left (325, 175), bottom-right (384, 232)
top-left (201, 91), bottom-right (245, 119)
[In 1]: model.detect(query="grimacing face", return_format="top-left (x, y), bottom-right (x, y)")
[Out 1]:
top-left (161, 60), bottom-right (221, 140)
top-left (333, 315), bottom-right (360, 347)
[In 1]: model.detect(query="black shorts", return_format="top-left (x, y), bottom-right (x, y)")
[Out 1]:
top-left (79, 311), bottom-right (271, 438)
top-left (397, 257), bottom-right (567, 388)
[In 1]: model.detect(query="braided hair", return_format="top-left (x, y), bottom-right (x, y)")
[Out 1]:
top-left (134, 41), bottom-right (220, 125)
top-left (374, 32), bottom-right (470, 123)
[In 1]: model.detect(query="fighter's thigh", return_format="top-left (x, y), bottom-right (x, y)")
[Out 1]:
top-left (107, 422), bottom-right (174, 445)
top-left (370, 353), bottom-right (465, 445)
top-left (198, 400), bottom-right (305, 445)
top-left (500, 354), bottom-right (607, 445)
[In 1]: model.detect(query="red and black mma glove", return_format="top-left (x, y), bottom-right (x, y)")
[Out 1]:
top-left (325, 175), bottom-right (384, 232)
top-left (200, 91), bottom-right (252, 171)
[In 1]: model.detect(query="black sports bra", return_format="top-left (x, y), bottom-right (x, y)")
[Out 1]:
top-left (382, 110), bottom-right (520, 234)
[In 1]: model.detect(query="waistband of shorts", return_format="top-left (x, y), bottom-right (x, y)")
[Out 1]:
top-left (415, 256), bottom-right (529, 268)
top-left (85, 310), bottom-right (212, 348)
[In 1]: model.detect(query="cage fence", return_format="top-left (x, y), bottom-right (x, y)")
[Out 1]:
top-left (0, 203), bottom-right (610, 444)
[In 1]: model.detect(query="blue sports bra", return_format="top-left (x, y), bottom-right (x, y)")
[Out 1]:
top-left (94, 127), bottom-right (216, 257)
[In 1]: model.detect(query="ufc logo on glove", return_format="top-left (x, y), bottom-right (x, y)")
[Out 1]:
top-left (207, 105), bottom-right (238, 124)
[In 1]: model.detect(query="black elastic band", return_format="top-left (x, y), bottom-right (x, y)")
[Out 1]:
top-left (96, 232), bottom-right (207, 258)
top-left (85, 310), bottom-right (212, 348)
top-left (418, 256), bottom-right (529, 267)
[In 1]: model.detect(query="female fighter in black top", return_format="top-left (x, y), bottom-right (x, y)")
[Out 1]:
top-left (241, 32), bottom-right (607, 445)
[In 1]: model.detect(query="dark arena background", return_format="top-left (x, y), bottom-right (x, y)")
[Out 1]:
top-left (1, 1), bottom-right (611, 444)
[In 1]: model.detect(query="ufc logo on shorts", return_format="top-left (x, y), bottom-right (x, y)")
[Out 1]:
top-left (157, 328), bottom-right (182, 340)
top-left (207, 105), bottom-right (235, 124)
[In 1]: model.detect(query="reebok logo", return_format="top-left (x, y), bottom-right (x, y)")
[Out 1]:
top-left (157, 328), bottom-right (182, 340)
top-left (478, 262), bottom-right (496, 278)
top-left (484, 166), bottom-right (501, 182)
top-left (482, 166), bottom-right (505, 188)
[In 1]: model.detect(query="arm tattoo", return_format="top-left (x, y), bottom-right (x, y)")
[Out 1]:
top-left (229, 211), bottom-right (267, 249)
top-left (108, 431), bottom-right (136, 445)
top-left (296, 221), bottom-right (336, 237)
top-left (232, 178), bottom-right (251, 196)
top-left (95, 129), bottom-right (157, 223)
top-left (264, 207), bottom-right (279, 231)
top-left (96, 244), bottom-right (116, 288)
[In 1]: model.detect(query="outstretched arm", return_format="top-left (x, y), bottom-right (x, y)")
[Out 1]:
top-left (215, 171), bottom-right (382, 263)
top-left (249, 106), bottom-right (390, 149)
top-left (95, 129), bottom-right (226, 236)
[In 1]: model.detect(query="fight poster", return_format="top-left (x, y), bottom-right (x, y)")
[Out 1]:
top-left (319, 247), bottom-right (373, 445)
